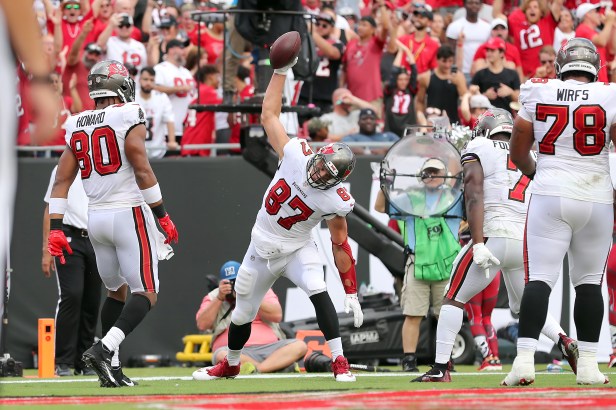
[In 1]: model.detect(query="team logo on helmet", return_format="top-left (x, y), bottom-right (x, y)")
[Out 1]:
top-left (108, 62), bottom-right (128, 77)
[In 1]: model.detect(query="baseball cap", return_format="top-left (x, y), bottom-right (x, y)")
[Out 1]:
top-left (316, 13), bottom-right (335, 26)
top-left (491, 17), bottom-right (508, 29)
top-left (339, 7), bottom-right (356, 17)
top-left (413, 5), bottom-right (434, 20)
top-left (219, 261), bottom-right (241, 281)
top-left (485, 37), bottom-right (506, 51)
top-left (360, 16), bottom-right (377, 28)
top-left (576, 2), bottom-right (600, 20)
top-left (84, 42), bottom-right (103, 55)
top-left (166, 38), bottom-right (186, 53)
top-left (421, 158), bottom-right (446, 172)
top-left (359, 108), bottom-right (377, 118)
top-left (158, 15), bottom-right (178, 28)
top-left (307, 117), bottom-right (331, 134)
top-left (470, 94), bottom-right (492, 109)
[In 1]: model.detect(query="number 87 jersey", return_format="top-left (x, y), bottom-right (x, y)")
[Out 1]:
top-left (252, 138), bottom-right (355, 257)
top-left (518, 78), bottom-right (616, 204)
top-left (64, 102), bottom-right (146, 209)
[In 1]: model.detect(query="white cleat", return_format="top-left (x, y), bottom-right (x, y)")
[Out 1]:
top-left (577, 357), bottom-right (609, 385)
top-left (501, 355), bottom-right (535, 386)
top-left (332, 356), bottom-right (356, 382)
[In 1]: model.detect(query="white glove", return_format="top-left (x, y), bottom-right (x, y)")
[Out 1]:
top-left (473, 243), bottom-right (500, 278)
top-left (274, 56), bottom-right (298, 75)
top-left (344, 293), bottom-right (364, 328)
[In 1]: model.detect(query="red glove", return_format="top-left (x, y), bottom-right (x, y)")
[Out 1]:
top-left (48, 230), bottom-right (73, 265)
top-left (158, 214), bottom-right (178, 244)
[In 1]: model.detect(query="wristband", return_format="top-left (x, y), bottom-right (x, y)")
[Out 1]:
top-left (49, 198), bottom-right (68, 215)
top-left (141, 183), bottom-right (163, 204)
top-left (151, 203), bottom-right (167, 218)
top-left (50, 218), bottom-right (63, 230)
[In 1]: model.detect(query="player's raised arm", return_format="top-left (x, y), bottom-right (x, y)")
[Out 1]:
top-left (125, 123), bottom-right (178, 244)
top-left (261, 32), bottom-right (301, 159)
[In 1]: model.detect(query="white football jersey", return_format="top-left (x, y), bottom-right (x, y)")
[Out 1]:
top-left (518, 78), bottom-right (616, 204)
top-left (153, 61), bottom-right (196, 135)
top-left (64, 103), bottom-right (146, 209)
top-left (105, 37), bottom-right (147, 71)
top-left (251, 138), bottom-right (355, 258)
top-left (461, 137), bottom-right (534, 240)
top-left (135, 90), bottom-right (174, 159)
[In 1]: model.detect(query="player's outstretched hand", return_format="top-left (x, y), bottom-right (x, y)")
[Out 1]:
top-left (472, 243), bottom-right (500, 276)
top-left (48, 230), bottom-right (73, 265)
top-left (344, 293), bottom-right (364, 328)
top-left (274, 57), bottom-right (298, 76)
top-left (158, 214), bottom-right (179, 244)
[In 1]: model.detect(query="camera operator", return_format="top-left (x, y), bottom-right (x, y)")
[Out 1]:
top-left (193, 261), bottom-right (307, 376)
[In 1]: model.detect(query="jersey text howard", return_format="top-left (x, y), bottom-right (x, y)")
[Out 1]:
top-left (76, 112), bottom-right (106, 128)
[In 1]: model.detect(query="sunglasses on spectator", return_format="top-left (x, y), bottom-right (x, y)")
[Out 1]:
top-left (317, 22), bottom-right (332, 28)
top-left (119, 23), bottom-right (133, 28)
top-left (541, 59), bottom-right (555, 64)
top-left (64, 4), bottom-right (81, 10)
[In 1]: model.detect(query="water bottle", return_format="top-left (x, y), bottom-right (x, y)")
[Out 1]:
top-left (547, 363), bottom-right (563, 373)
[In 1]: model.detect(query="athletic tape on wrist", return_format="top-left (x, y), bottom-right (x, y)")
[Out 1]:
top-left (141, 183), bottom-right (163, 204)
top-left (48, 198), bottom-right (68, 215)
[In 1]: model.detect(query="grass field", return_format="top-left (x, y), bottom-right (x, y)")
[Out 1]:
top-left (2, 365), bottom-right (616, 410)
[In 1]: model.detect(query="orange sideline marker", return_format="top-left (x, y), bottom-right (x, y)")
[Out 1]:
top-left (38, 318), bottom-right (55, 378)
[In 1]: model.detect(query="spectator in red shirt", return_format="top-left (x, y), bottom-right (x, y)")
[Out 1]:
top-left (44, 0), bottom-right (89, 55)
top-left (63, 21), bottom-right (103, 111)
top-left (575, 3), bottom-right (616, 83)
top-left (472, 18), bottom-right (524, 81)
top-left (532, 45), bottom-right (557, 79)
top-left (507, 0), bottom-right (562, 79)
top-left (181, 65), bottom-right (221, 157)
top-left (343, 10), bottom-right (397, 115)
top-left (398, 5), bottom-right (439, 75)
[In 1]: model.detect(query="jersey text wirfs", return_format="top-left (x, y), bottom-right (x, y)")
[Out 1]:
top-left (556, 89), bottom-right (589, 101)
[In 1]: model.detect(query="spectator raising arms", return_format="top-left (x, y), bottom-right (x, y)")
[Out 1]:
top-left (507, 0), bottom-right (562, 79)
top-left (574, 3), bottom-right (616, 83)
top-left (98, 13), bottom-right (147, 72)
top-left (384, 44), bottom-right (418, 137)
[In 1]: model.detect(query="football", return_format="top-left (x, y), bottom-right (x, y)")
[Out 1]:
top-left (269, 31), bottom-right (301, 69)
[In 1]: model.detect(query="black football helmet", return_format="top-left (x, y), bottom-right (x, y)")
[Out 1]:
top-left (306, 143), bottom-right (356, 190)
top-left (473, 107), bottom-right (514, 139)
top-left (88, 60), bottom-right (136, 103)
top-left (555, 37), bottom-right (601, 81)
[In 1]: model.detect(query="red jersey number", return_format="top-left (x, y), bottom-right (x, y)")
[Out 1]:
top-left (536, 104), bottom-right (606, 156)
top-left (70, 126), bottom-right (122, 179)
top-left (265, 179), bottom-right (315, 230)
top-left (506, 154), bottom-right (531, 203)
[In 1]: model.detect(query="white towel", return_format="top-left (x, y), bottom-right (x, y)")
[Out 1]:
top-left (142, 205), bottom-right (174, 260)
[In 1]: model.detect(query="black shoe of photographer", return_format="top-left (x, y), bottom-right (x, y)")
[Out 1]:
top-left (55, 364), bottom-right (72, 377)
top-left (82, 341), bottom-right (119, 387)
top-left (402, 356), bottom-right (419, 372)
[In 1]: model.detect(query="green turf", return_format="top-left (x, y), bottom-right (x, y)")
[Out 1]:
top-left (1, 365), bottom-right (613, 399)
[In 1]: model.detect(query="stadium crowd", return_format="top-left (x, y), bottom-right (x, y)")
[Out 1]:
top-left (18, 0), bottom-right (616, 158)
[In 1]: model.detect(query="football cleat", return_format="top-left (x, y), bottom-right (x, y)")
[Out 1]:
top-left (501, 355), bottom-right (535, 386)
top-left (608, 354), bottom-right (616, 369)
top-left (478, 355), bottom-right (502, 371)
top-left (557, 333), bottom-right (579, 375)
top-left (192, 357), bottom-right (240, 381)
top-left (577, 356), bottom-right (609, 385)
top-left (103, 366), bottom-right (137, 387)
top-left (331, 356), bottom-right (356, 382)
top-left (411, 365), bottom-right (451, 382)
top-left (401, 356), bottom-right (419, 372)
top-left (82, 341), bottom-right (119, 387)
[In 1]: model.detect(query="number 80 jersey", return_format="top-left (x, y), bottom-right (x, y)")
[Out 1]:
top-left (251, 138), bottom-right (355, 258)
top-left (519, 78), bottom-right (616, 204)
top-left (64, 103), bottom-right (146, 209)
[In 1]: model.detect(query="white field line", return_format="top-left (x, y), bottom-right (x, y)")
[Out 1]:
top-left (1, 371), bottom-right (604, 384)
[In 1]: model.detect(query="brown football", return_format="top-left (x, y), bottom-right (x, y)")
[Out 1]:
top-left (269, 31), bottom-right (301, 69)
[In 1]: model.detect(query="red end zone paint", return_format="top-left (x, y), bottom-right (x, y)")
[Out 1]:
top-left (3, 388), bottom-right (616, 409)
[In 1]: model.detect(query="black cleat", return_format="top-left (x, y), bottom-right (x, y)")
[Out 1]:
top-left (82, 341), bottom-right (119, 388)
top-left (113, 366), bottom-right (138, 387)
top-left (402, 356), bottom-right (419, 372)
top-left (411, 365), bottom-right (452, 382)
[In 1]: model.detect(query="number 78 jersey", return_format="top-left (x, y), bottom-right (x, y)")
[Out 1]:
top-left (251, 138), bottom-right (355, 257)
top-left (64, 103), bottom-right (146, 209)
top-left (518, 78), bottom-right (616, 204)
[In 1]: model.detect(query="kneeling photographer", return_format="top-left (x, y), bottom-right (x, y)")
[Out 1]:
top-left (194, 261), bottom-right (307, 376)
